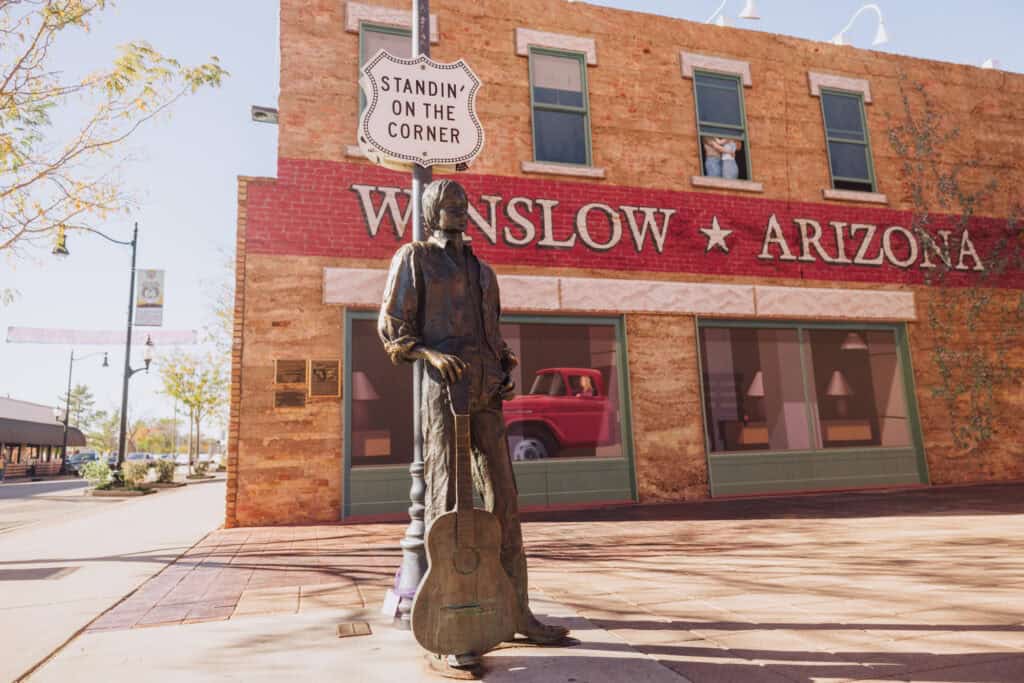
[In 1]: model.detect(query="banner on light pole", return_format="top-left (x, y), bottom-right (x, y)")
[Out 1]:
top-left (135, 269), bottom-right (165, 326)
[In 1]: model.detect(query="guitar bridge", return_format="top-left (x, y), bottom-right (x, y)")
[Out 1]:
top-left (442, 602), bottom-right (495, 616)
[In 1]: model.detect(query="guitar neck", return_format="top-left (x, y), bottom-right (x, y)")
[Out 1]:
top-left (454, 412), bottom-right (474, 547)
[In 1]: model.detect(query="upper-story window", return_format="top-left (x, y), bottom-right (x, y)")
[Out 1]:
top-left (359, 24), bottom-right (410, 113)
top-left (529, 47), bottom-right (591, 166)
top-left (693, 69), bottom-right (751, 181)
top-left (820, 88), bottom-right (875, 193)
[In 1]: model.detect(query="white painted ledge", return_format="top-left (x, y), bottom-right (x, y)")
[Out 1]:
top-left (521, 161), bottom-right (606, 178)
top-left (755, 286), bottom-right (915, 321)
top-left (691, 176), bottom-right (764, 193)
top-left (323, 268), bottom-right (387, 306)
top-left (823, 188), bottom-right (888, 205)
top-left (808, 71), bottom-right (872, 102)
top-left (680, 52), bottom-right (752, 86)
top-left (324, 268), bottom-right (917, 321)
top-left (345, 2), bottom-right (439, 43)
top-left (515, 28), bottom-right (597, 65)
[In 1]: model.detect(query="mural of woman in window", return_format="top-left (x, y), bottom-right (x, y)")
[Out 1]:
top-left (702, 136), bottom-right (743, 180)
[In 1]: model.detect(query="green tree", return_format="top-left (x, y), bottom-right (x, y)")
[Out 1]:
top-left (0, 0), bottom-right (228, 257)
top-left (87, 408), bottom-right (118, 452)
top-left (134, 417), bottom-right (175, 454)
top-left (57, 383), bottom-right (97, 431)
top-left (159, 351), bottom-right (227, 473)
top-left (86, 406), bottom-right (144, 454)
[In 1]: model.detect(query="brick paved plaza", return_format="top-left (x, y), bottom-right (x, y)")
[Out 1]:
top-left (71, 483), bottom-right (1024, 682)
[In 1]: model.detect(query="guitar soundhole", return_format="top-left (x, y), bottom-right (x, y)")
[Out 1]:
top-left (452, 547), bottom-right (480, 575)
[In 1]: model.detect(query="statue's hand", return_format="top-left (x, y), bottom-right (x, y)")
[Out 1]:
top-left (502, 348), bottom-right (519, 372)
top-left (422, 349), bottom-right (467, 384)
top-left (499, 375), bottom-right (516, 401)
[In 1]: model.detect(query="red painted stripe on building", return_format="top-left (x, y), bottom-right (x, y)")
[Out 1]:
top-left (245, 158), bottom-right (1023, 289)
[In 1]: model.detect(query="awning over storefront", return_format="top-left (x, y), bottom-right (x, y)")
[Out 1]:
top-left (0, 418), bottom-right (86, 448)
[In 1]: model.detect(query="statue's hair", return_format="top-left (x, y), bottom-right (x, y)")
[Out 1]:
top-left (421, 179), bottom-right (466, 231)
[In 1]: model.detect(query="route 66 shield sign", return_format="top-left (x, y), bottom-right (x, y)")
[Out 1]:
top-left (358, 51), bottom-right (484, 169)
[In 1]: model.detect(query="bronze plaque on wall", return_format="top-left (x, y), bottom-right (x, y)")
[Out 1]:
top-left (274, 390), bottom-right (306, 409)
top-left (309, 360), bottom-right (341, 398)
top-left (275, 359), bottom-right (307, 384)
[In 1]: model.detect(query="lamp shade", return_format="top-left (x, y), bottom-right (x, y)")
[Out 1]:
top-left (351, 371), bottom-right (380, 401)
top-left (826, 370), bottom-right (853, 397)
top-left (872, 21), bottom-right (889, 46)
top-left (738, 0), bottom-right (760, 20)
top-left (746, 370), bottom-right (765, 397)
top-left (841, 332), bottom-right (868, 351)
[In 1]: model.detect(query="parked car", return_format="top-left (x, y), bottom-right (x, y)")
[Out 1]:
top-left (194, 453), bottom-right (223, 472)
top-left (157, 453), bottom-right (177, 462)
top-left (502, 367), bottom-right (619, 461)
top-left (66, 451), bottom-right (100, 476)
top-left (125, 452), bottom-right (155, 465)
top-left (174, 453), bottom-right (189, 465)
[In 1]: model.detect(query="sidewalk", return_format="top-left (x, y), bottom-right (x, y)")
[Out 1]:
top-left (1, 477), bottom-right (225, 682)
top-left (29, 483), bottom-right (1024, 682)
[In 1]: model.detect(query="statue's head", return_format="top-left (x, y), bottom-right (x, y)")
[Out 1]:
top-left (422, 179), bottom-right (468, 234)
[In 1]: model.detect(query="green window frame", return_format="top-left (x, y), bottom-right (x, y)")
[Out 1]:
top-left (692, 68), bottom-right (752, 179)
top-left (694, 318), bottom-right (929, 497)
top-left (820, 88), bottom-right (877, 192)
top-left (342, 310), bottom-right (636, 518)
top-left (358, 23), bottom-right (411, 116)
top-left (528, 46), bottom-right (592, 166)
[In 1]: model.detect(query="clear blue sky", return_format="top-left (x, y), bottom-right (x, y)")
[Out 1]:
top-left (1, 1), bottom-right (1020, 436)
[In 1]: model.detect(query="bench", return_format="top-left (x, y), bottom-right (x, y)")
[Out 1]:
top-left (34, 461), bottom-right (63, 477)
top-left (2, 463), bottom-right (29, 479)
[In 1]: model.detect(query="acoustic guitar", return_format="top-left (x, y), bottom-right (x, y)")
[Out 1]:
top-left (411, 381), bottom-right (518, 656)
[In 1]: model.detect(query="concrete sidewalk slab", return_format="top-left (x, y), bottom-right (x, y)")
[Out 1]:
top-left (0, 479), bottom-right (225, 681)
top-left (33, 593), bottom-right (691, 683)
top-left (27, 482), bottom-right (1024, 682)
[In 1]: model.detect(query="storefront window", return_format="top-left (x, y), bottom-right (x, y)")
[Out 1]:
top-left (348, 316), bottom-right (626, 467)
top-left (806, 329), bottom-right (912, 449)
top-left (699, 324), bottom-right (912, 454)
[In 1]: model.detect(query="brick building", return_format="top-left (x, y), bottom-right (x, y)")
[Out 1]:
top-left (227, 0), bottom-right (1024, 526)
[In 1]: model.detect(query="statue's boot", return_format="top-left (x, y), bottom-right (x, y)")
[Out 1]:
top-left (425, 653), bottom-right (482, 680)
top-left (518, 612), bottom-right (571, 645)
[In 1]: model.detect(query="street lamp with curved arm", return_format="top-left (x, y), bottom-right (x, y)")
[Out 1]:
top-left (56, 350), bottom-right (109, 468)
top-left (52, 222), bottom-right (142, 476)
top-left (831, 4), bottom-right (889, 47)
top-left (706, 0), bottom-right (760, 27)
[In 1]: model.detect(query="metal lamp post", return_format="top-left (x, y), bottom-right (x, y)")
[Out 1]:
top-left (57, 350), bottom-right (109, 467)
top-left (53, 222), bottom-right (155, 475)
top-left (393, 0), bottom-right (432, 630)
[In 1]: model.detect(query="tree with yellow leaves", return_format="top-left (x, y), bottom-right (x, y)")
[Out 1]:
top-left (159, 350), bottom-right (227, 475)
top-left (0, 0), bottom-right (227, 257)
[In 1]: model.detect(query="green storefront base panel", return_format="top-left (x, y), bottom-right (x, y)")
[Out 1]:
top-left (710, 448), bottom-right (925, 497)
top-left (542, 458), bottom-right (633, 506)
top-left (346, 457), bottom-right (633, 518)
top-left (346, 466), bottom-right (412, 517)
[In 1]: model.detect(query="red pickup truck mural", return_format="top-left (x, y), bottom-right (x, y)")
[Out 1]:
top-left (503, 368), bottom-right (619, 461)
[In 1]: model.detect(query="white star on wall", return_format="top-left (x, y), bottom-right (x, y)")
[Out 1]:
top-left (699, 216), bottom-right (732, 254)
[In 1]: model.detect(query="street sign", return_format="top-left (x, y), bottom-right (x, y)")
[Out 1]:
top-left (358, 51), bottom-right (484, 169)
top-left (135, 269), bottom-right (164, 326)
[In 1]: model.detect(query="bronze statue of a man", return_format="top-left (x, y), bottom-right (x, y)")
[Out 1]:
top-left (378, 179), bottom-right (569, 651)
